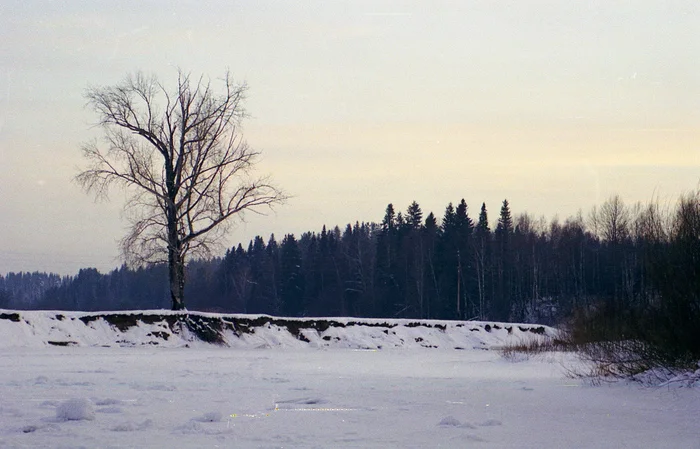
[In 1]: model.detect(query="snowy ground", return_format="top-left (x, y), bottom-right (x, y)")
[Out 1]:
top-left (2, 346), bottom-right (699, 449)
top-left (1, 311), bottom-right (698, 448)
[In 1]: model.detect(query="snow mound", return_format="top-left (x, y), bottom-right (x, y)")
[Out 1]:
top-left (630, 365), bottom-right (700, 388)
top-left (438, 416), bottom-right (477, 429)
top-left (56, 398), bottom-right (95, 421)
top-left (438, 416), bottom-right (462, 427)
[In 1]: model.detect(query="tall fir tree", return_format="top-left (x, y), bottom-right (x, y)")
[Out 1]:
top-left (454, 199), bottom-right (475, 318)
top-left (473, 203), bottom-right (491, 319)
top-left (376, 204), bottom-right (401, 317)
top-left (494, 199), bottom-right (514, 320)
top-left (422, 212), bottom-right (441, 318)
top-left (401, 201), bottom-right (425, 317)
top-left (406, 201), bottom-right (423, 230)
top-left (280, 234), bottom-right (305, 317)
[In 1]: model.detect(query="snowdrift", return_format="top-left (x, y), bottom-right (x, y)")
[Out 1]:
top-left (0, 309), bottom-right (555, 350)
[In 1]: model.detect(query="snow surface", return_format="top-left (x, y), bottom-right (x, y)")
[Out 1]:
top-left (1, 310), bottom-right (699, 448)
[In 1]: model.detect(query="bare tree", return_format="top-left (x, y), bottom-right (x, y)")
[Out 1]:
top-left (77, 70), bottom-right (286, 310)
top-left (594, 195), bottom-right (630, 244)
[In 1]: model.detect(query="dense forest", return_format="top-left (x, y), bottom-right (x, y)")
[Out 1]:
top-left (1, 192), bottom-right (698, 329)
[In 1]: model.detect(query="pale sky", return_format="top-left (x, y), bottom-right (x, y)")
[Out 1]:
top-left (1, 1), bottom-right (699, 275)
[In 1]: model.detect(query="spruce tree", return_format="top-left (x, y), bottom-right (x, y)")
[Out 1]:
top-left (247, 236), bottom-right (270, 314)
top-left (376, 204), bottom-right (401, 317)
top-left (423, 212), bottom-right (440, 318)
top-left (494, 199), bottom-right (514, 320)
top-left (406, 201), bottom-right (423, 230)
top-left (454, 199), bottom-right (475, 318)
top-left (280, 234), bottom-right (305, 317)
top-left (382, 204), bottom-right (396, 233)
top-left (436, 202), bottom-right (459, 319)
top-left (402, 201), bottom-right (425, 317)
top-left (265, 234), bottom-right (281, 314)
top-left (474, 203), bottom-right (491, 319)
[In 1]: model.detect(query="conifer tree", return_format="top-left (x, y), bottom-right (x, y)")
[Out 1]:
top-left (265, 234), bottom-right (281, 314)
top-left (280, 234), bottom-right (304, 317)
top-left (406, 201), bottom-right (423, 230)
top-left (247, 236), bottom-right (269, 314)
top-left (494, 199), bottom-right (514, 320)
top-left (435, 202), bottom-right (459, 319)
top-left (218, 243), bottom-right (251, 311)
top-left (402, 201), bottom-right (425, 317)
top-left (454, 199), bottom-right (475, 318)
top-left (473, 203), bottom-right (491, 319)
top-left (376, 204), bottom-right (401, 317)
top-left (423, 212), bottom-right (441, 318)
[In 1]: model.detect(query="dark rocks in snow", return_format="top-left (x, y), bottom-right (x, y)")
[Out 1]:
top-left (0, 309), bottom-right (556, 348)
top-left (147, 331), bottom-right (170, 340)
top-left (47, 341), bottom-right (77, 347)
top-left (0, 312), bottom-right (20, 322)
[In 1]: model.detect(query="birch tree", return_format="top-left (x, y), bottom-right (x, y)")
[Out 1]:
top-left (77, 70), bottom-right (286, 310)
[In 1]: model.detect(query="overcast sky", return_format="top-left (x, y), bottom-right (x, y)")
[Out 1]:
top-left (1, 1), bottom-right (699, 275)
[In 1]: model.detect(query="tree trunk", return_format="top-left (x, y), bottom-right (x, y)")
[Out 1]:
top-left (166, 186), bottom-right (185, 310)
top-left (169, 244), bottom-right (186, 310)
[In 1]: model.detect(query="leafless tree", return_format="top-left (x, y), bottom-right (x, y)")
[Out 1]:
top-left (77, 70), bottom-right (286, 310)
top-left (591, 195), bottom-right (630, 244)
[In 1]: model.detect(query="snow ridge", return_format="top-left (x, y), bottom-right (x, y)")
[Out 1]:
top-left (0, 309), bottom-right (555, 350)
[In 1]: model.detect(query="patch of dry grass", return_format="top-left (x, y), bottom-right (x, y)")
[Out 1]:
top-left (498, 334), bottom-right (573, 361)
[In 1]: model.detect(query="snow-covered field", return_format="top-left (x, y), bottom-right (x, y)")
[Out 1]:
top-left (1, 311), bottom-right (699, 448)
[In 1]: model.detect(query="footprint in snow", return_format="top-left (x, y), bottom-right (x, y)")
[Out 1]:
top-left (275, 397), bottom-right (328, 409)
top-left (21, 423), bottom-right (60, 433)
top-left (263, 377), bottom-right (290, 384)
top-left (39, 400), bottom-right (59, 408)
top-left (94, 398), bottom-right (123, 406)
top-left (97, 406), bottom-right (124, 414)
top-left (0, 406), bottom-right (23, 417)
top-left (193, 411), bottom-right (223, 422)
top-left (438, 416), bottom-right (477, 429)
top-left (111, 419), bottom-right (153, 432)
top-left (33, 376), bottom-right (50, 385)
top-left (478, 419), bottom-right (502, 427)
top-left (130, 383), bottom-right (176, 391)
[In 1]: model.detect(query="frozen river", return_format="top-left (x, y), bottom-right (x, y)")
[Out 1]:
top-left (1, 347), bottom-right (698, 448)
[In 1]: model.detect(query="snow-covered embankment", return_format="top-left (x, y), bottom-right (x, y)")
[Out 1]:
top-left (0, 309), bottom-right (554, 350)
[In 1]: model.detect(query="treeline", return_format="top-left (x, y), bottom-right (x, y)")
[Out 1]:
top-left (3, 190), bottom-right (697, 330)
top-left (0, 272), bottom-right (68, 309)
